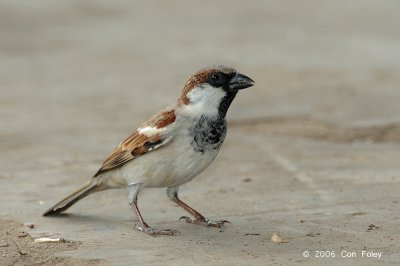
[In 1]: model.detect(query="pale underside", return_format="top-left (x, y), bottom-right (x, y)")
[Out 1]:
top-left (96, 84), bottom-right (227, 190)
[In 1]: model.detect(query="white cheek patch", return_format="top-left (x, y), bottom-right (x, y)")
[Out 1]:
top-left (185, 84), bottom-right (226, 117)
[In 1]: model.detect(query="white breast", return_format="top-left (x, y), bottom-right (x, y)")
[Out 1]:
top-left (103, 122), bottom-right (221, 189)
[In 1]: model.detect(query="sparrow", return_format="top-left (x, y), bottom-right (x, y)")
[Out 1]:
top-left (43, 65), bottom-right (254, 236)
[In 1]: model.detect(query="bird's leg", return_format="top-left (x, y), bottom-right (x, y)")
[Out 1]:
top-left (166, 186), bottom-right (230, 228)
top-left (131, 202), bottom-right (180, 236)
top-left (128, 184), bottom-right (180, 236)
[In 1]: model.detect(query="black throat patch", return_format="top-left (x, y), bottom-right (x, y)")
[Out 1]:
top-left (189, 90), bottom-right (238, 154)
top-left (218, 90), bottom-right (238, 117)
top-left (189, 115), bottom-right (227, 154)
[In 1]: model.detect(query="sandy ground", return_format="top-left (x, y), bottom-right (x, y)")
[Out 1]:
top-left (0, 220), bottom-right (105, 265)
top-left (1, 0), bottom-right (400, 265)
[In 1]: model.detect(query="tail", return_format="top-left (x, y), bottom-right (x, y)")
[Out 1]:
top-left (43, 180), bottom-right (99, 216)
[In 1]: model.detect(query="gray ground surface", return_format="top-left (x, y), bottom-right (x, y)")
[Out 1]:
top-left (1, 1), bottom-right (399, 265)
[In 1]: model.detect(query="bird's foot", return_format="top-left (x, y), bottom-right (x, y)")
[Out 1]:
top-left (134, 223), bottom-right (181, 236)
top-left (179, 216), bottom-right (230, 228)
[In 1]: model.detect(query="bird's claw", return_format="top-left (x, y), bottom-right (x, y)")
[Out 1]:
top-left (179, 216), bottom-right (230, 228)
top-left (134, 223), bottom-right (181, 236)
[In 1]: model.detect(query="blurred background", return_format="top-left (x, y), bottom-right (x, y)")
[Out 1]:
top-left (1, 1), bottom-right (399, 265)
top-left (2, 0), bottom-right (399, 135)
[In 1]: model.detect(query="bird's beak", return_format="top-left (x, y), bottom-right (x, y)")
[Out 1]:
top-left (229, 73), bottom-right (255, 90)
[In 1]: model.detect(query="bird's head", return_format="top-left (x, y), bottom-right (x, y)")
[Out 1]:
top-left (178, 66), bottom-right (254, 118)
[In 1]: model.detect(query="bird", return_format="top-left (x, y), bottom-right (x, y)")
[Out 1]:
top-left (43, 65), bottom-right (254, 236)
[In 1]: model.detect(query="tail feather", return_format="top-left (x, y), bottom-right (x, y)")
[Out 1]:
top-left (43, 180), bottom-right (99, 216)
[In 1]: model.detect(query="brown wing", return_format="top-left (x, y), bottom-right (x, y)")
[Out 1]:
top-left (93, 107), bottom-right (176, 177)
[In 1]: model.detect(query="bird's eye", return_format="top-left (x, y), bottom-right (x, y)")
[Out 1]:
top-left (211, 73), bottom-right (221, 81)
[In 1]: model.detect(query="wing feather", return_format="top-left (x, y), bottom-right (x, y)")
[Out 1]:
top-left (94, 107), bottom-right (176, 177)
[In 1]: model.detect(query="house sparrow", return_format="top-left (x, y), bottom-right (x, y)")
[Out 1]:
top-left (43, 65), bottom-right (254, 236)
